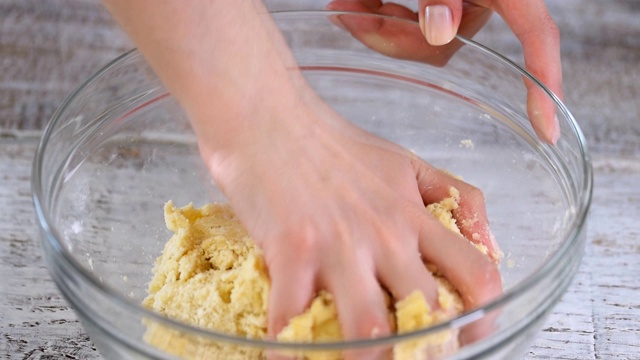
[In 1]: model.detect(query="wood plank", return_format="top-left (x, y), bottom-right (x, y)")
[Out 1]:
top-left (526, 157), bottom-right (640, 359)
top-left (0, 0), bottom-right (131, 130)
top-left (1, 144), bottom-right (639, 359)
top-left (0, 140), bottom-right (100, 359)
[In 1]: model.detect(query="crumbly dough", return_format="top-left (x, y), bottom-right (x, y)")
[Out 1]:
top-left (143, 188), bottom-right (481, 359)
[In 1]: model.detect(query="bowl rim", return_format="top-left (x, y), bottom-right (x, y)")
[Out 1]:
top-left (31, 10), bottom-right (593, 352)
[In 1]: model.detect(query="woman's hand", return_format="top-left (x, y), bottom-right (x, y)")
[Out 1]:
top-left (206, 86), bottom-right (502, 346)
top-left (327, 0), bottom-right (562, 144)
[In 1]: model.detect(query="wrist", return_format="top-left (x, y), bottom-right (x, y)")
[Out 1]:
top-left (191, 74), bottom-right (323, 184)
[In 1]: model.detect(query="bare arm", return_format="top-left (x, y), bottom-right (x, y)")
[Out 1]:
top-left (104, 0), bottom-right (306, 160)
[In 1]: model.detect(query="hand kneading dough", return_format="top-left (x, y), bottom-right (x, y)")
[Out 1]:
top-left (143, 187), bottom-right (488, 359)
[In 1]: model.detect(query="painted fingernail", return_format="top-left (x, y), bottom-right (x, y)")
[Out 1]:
top-left (424, 5), bottom-right (455, 46)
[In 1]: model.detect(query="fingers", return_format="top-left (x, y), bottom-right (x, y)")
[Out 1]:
top-left (330, 0), bottom-right (562, 143)
top-left (448, 181), bottom-right (500, 262)
top-left (375, 240), bottom-right (440, 310)
top-left (331, 10), bottom-right (432, 60)
top-left (326, 0), bottom-right (457, 66)
top-left (458, 306), bottom-right (500, 346)
top-left (420, 0), bottom-right (562, 143)
top-left (330, 270), bottom-right (392, 340)
top-left (411, 155), bottom-right (503, 344)
top-left (416, 214), bottom-right (502, 347)
top-left (327, 0), bottom-right (417, 19)
top-left (410, 156), bottom-right (500, 261)
top-left (417, 214), bottom-right (502, 309)
top-left (326, 0), bottom-right (490, 67)
top-left (266, 252), bottom-right (317, 339)
top-left (492, 1), bottom-right (562, 144)
top-left (330, 0), bottom-right (384, 11)
top-left (326, 263), bottom-right (392, 358)
top-left (326, 0), bottom-right (380, 13)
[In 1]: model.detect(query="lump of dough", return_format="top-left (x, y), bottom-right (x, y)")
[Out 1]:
top-left (143, 187), bottom-right (488, 359)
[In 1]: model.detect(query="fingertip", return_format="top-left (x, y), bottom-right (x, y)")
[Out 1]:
top-left (528, 87), bottom-right (561, 145)
top-left (495, 0), bottom-right (563, 145)
top-left (458, 265), bottom-right (502, 345)
top-left (324, 0), bottom-right (339, 11)
top-left (329, 273), bottom-right (392, 342)
top-left (545, 114), bottom-right (561, 145)
top-left (444, 181), bottom-right (501, 261)
top-left (487, 230), bottom-right (503, 263)
top-left (336, 290), bottom-right (392, 360)
top-left (266, 273), bottom-right (316, 340)
top-left (459, 308), bottom-right (499, 345)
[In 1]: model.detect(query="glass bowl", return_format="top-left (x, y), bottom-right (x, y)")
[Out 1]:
top-left (32, 11), bottom-right (592, 360)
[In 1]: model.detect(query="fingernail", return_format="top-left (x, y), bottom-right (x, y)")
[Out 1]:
top-left (530, 94), bottom-right (561, 145)
top-left (488, 230), bottom-right (503, 262)
top-left (424, 5), bottom-right (455, 46)
top-left (550, 115), bottom-right (561, 145)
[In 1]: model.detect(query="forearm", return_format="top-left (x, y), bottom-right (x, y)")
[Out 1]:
top-left (103, 0), bottom-right (305, 155)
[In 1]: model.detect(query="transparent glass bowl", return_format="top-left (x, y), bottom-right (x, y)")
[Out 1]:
top-left (32, 11), bottom-right (592, 360)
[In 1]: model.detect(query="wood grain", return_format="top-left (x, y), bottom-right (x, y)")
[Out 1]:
top-left (474, 0), bottom-right (640, 157)
top-left (1, 0), bottom-right (638, 359)
top-left (0, 140), bottom-right (101, 359)
top-left (526, 156), bottom-right (640, 359)
top-left (0, 0), bottom-right (131, 131)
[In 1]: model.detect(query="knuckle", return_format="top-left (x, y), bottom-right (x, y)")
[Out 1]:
top-left (288, 220), bottom-right (321, 252)
top-left (461, 184), bottom-right (486, 207)
top-left (290, 231), bottom-right (318, 259)
top-left (541, 15), bottom-right (560, 39)
top-left (518, 13), bottom-right (560, 44)
top-left (379, 232), bottom-right (407, 257)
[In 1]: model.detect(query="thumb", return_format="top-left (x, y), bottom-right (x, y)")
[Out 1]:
top-left (418, 0), bottom-right (463, 45)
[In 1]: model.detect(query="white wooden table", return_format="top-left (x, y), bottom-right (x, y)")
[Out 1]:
top-left (1, 1), bottom-right (638, 358)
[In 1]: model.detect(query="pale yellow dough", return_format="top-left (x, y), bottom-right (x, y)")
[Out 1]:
top-left (143, 188), bottom-right (478, 359)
